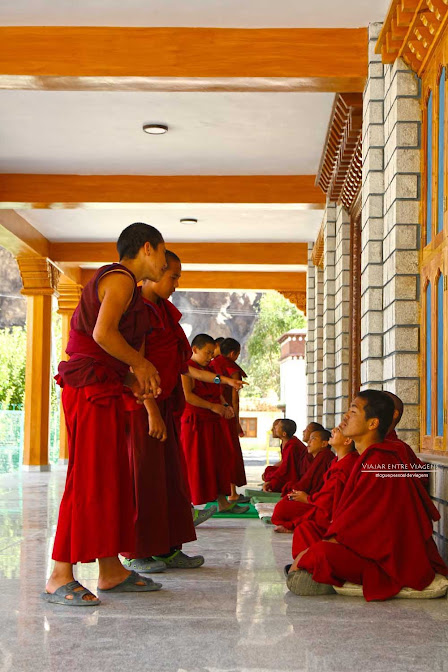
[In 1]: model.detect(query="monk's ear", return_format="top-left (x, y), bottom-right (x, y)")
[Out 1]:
top-left (368, 417), bottom-right (380, 432)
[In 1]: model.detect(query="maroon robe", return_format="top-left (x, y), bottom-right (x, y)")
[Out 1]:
top-left (210, 354), bottom-right (247, 486)
top-left (272, 450), bottom-right (358, 533)
top-left (298, 441), bottom-right (448, 601)
top-left (121, 296), bottom-right (196, 559)
top-left (53, 264), bottom-right (150, 563)
top-left (180, 360), bottom-right (233, 504)
top-left (263, 436), bottom-right (312, 493)
top-left (385, 430), bottom-right (430, 490)
top-left (281, 448), bottom-right (335, 497)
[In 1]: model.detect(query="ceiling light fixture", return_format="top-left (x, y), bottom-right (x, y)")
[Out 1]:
top-left (142, 123), bottom-right (168, 135)
top-left (180, 218), bottom-right (198, 225)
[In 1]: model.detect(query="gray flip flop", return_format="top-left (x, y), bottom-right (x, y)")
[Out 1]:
top-left (97, 570), bottom-right (162, 593)
top-left (41, 580), bottom-right (101, 607)
top-left (223, 503), bottom-right (250, 515)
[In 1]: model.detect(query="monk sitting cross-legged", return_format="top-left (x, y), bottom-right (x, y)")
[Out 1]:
top-left (272, 426), bottom-right (358, 537)
top-left (280, 428), bottom-right (335, 500)
top-left (287, 390), bottom-right (448, 601)
top-left (261, 418), bottom-right (283, 483)
top-left (262, 419), bottom-right (312, 494)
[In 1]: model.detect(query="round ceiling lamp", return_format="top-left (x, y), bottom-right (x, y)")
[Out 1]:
top-left (180, 218), bottom-right (198, 225)
top-left (142, 123), bottom-right (168, 135)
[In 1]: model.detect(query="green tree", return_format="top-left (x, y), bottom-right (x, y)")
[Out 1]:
top-left (241, 292), bottom-right (306, 399)
top-left (0, 327), bottom-right (27, 408)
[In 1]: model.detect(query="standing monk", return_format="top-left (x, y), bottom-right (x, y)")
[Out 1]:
top-left (43, 223), bottom-right (167, 606)
top-left (211, 337), bottom-right (248, 503)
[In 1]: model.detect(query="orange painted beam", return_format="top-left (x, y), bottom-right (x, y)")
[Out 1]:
top-left (51, 242), bottom-right (308, 265)
top-left (0, 174), bottom-right (326, 208)
top-left (81, 267), bottom-right (306, 291)
top-left (0, 210), bottom-right (49, 258)
top-left (0, 27), bottom-right (367, 92)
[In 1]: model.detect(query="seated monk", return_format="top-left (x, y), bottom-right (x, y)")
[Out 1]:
top-left (272, 426), bottom-right (358, 536)
top-left (287, 390), bottom-right (448, 601)
top-left (280, 428), bottom-right (335, 498)
top-left (383, 391), bottom-right (430, 490)
top-left (262, 419), bottom-right (312, 493)
top-left (262, 418), bottom-right (284, 482)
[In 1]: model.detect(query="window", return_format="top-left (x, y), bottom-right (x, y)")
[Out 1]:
top-left (437, 273), bottom-right (444, 437)
top-left (240, 417), bottom-right (257, 438)
top-left (438, 68), bottom-right (446, 235)
top-left (425, 281), bottom-right (432, 437)
top-left (426, 90), bottom-right (434, 246)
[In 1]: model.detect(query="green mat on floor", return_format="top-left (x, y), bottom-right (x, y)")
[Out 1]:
top-left (204, 501), bottom-right (259, 518)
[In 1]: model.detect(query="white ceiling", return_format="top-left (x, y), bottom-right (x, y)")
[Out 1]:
top-left (0, 91), bottom-right (334, 175)
top-left (17, 205), bottom-right (323, 243)
top-left (0, 0), bottom-right (391, 28)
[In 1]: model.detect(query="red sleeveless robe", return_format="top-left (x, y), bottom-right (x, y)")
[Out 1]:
top-left (180, 360), bottom-right (233, 504)
top-left (53, 264), bottom-right (150, 563)
top-left (210, 355), bottom-right (247, 486)
top-left (121, 296), bottom-right (196, 558)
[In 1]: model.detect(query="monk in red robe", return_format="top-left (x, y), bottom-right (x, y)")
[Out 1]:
top-left (43, 223), bottom-right (168, 606)
top-left (262, 419), bottom-right (312, 493)
top-left (261, 418), bottom-right (283, 481)
top-left (281, 428), bottom-right (335, 498)
top-left (213, 336), bottom-right (225, 358)
top-left (287, 390), bottom-right (448, 601)
top-left (121, 252), bottom-right (246, 572)
top-left (181, 334), bottom-right (250, 514)
top-left (262, 421), bottom-right (321, 484)
top-left (211, 338), bottom-right (248, 502)
top-left (383, 391), bottom-right (430, 489)
top-left (272, 426), bottom-right (357, 537)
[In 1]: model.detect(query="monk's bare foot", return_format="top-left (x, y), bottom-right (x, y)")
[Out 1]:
top-left (289, 548), bottom-right (308, 573)
top-left (45, 562), bottom-right (97, 602)
top-left (97, 556), bottom-right (148, 590)
top-left (274, 525), bottom-right (292, 534)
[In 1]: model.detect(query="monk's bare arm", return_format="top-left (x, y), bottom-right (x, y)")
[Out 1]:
top-left (143, 398), bottom-right (167, 442)
top-left (181, 375), bottom-right (226, 417)
top-left (93, 272), bottom-right (161, 397)
top-left (187, 366), bottom-right (246, 390)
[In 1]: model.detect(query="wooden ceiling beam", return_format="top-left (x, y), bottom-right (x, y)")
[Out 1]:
top-left (0, 174), bottom-right (326, 208)
top-left (0, 27), bottom-right (367, 93)
top-left (51, 242), bottom-right (308, 266)
top-left (80, 267), bottom-right (306, 291)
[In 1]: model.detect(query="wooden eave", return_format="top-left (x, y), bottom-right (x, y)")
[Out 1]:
top-left (315, 93), bottom-right (363, 211)
top-left (376, 0), bottom-right (448, 75)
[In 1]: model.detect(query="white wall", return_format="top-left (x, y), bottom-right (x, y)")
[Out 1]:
top-left (279, 357), bottom-right (307, 434)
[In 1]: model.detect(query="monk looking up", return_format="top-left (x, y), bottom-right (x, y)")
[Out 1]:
top-left (261, 418), bottom-right (284, 483)
top-left (44, 222), bottom-right (167, 606)
top-left (262, 419), bottom-right (310, 494)
top-left (287, 390), bottom-right (447, 601)
top-left (280, 428), bottom-right (335, 498)
top-left (272, 426), bottom-right (357, 535)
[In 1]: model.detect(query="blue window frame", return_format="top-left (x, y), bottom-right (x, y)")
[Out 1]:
top-left (427, 91), bottom-right (433, 246)
top-left (437, 274), bottom-right (444, 436)
top-left (438, 68), bottom-right (445, 235)
top-left (426, 282), bottom-right (432, 436)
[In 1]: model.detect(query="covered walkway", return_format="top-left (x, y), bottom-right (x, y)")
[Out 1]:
top-left (1, 464), bottom-right (447, 672)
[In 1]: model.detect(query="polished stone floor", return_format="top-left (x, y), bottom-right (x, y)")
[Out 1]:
top-left (1, 464), bottom-right (448, 672)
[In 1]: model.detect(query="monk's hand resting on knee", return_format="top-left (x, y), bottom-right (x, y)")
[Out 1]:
top-left (288, 490), bottom-right (308, 503)
top-left (262, 482), bottom-right (272, 492)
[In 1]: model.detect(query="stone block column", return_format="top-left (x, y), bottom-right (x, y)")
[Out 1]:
top-left (315, 267), bottom-right (324, 421)
top-left (382, 57), bottom-right (421, 451)
top-left (17, 257), bottom-right (59, 471)
top-left (306, 243), bottom-right (317, 423)
top-left (322, 203), bottom-right (337, 429)
top-left (334, 205), bottom-right (351, 420)
top-left (57, 279), bottom-right (82, 463)
top-left (361, 22), bottom-right (386, 390)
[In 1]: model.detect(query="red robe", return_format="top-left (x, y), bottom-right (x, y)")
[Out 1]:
top-left (298, 441), bottom-right (448, 601)
top-left (180, 360), bottom-right (233, 504)
top-left (272, 450), bottom-right (358, 533)
top-left (281, 448), bottom-right (335, 497)
top-left (263, 436), bottom-right (312, 492)
top-left (210, 355), bottom-right (247, 486)
top-left (53, 264), bottom-right (150, 563)
top-left (385, 430), bottom-right (430, 490)
top-left (121, 297), bottom-right (196, 559)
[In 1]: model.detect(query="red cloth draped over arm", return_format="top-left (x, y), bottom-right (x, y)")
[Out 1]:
top-left (385, 430), bottom-right (430, 490)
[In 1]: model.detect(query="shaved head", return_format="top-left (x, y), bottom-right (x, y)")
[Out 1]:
top-left (383, 391), bottom-right (404, 428)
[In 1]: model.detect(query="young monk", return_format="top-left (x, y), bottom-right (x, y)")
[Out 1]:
top-left (213, 336), bottom-right (225, 358)
top-left (261, 419), bottom-right (311, 493)
top-left (121, 252), bottom-right (248, 572)
top-left (43, 222), bottom-right (167, 606)
top-left (288, 390), bottom-right (448, 601)
top-left (383, 391), bottom-right (429, 489)
top-left (272, 426), bottom-right (357, 536)
top-left (261, 418), bottom-right (284, 482)
top-left (281, 428), bottom-right (335, 498)
top-left (211, 337), bottom-right (248, 503)
top-left (181, 334), bottom-right (250, 514)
